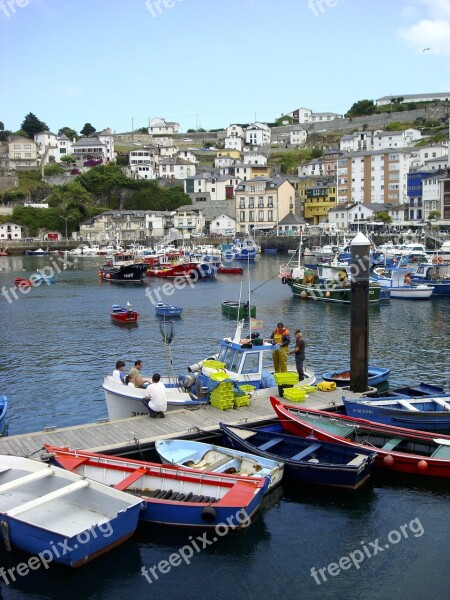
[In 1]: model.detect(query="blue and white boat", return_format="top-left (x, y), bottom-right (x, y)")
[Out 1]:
top-left (30, 273), bottom-right (56, 284)
top-left (102, 320), bottom-right (315, 420)
top-left (371, 267), bottom-right (434, 300)
top-left (222, 237), bottom-right (260, 261)
top-left (322, 366), bottom-right (391, 387)
top-left (409, 261), bottom-right (450, 295)
top-left (343, 395), bottom-right (450, 432)
top-left (155, 439), bottom-right (284, 491)
top-left (155, 303), bottom-right (183, 317)
top-left (0, 454), bottom-right (142, 567)
top-left (24, 248), bottom-right (49, 256)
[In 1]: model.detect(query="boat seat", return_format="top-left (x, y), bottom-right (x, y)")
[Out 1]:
top-left (381, 437), bottom-right (402, 451)
top-left (208, 456), bottom-right (234, 471)
top-left (397, 400), bottom-right (420, 411)
top-left (290, 443), bottom-right (321, 461)
top-left (431, 445), bottom-right (450, 459)
top-left (0, 468), bottom-right (52, 493)
top-left (433, 399), bottom-right (450, 411)
top-left (7, 480), bottom-right (89, 518)
top-left (258, 438), bottom-right (284, 452)
top-left (114, 467), bottom-right (147, 491)
top-left (347, 454), bottom-right (367, 466)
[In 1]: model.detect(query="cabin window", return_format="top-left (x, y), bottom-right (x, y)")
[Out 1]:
top-left (241, 352), bottom-right (259, 375)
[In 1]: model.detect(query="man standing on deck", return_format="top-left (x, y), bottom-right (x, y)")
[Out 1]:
top-left (289, 329), bottom-right (306, 380)
top-left (270, 322), bottom-right (290, 372)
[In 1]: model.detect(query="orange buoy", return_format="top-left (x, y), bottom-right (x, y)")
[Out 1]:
top-left (383, 454), bottom-right (394, 467)
top-left (417, 460), bottom-right (428, 471)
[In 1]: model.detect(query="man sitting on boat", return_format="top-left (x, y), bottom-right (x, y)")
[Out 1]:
top-left (128, 360), bottom-right (152, 388)
top-left (142, 373), bottom-right (167, 418)
top-left (270, 322), bottom-right (290, 373)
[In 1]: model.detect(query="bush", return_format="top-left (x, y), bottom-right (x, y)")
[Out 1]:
top-left (44, 164), bottom-right (64, 176)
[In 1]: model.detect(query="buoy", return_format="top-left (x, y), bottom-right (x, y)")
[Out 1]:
top-left (325, 291), bottom-right (331, 297)
top-left (417, 459), bottom-right (428, 471)
top-left (383, 454), bottom-right (394, 467)
top-left (300, 290), bottom-right (307, 299)
top-left (106, 274), bottom-right (111, 279)
top-left (201, 506), bottom-right (217, 522)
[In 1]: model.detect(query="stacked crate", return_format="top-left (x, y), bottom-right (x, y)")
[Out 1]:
top-left (282, 387), bottom-right (306, 403)
top-left (209, 371), bottom-right (234, 410)
top-left (274, 372), bottom-right (299, 397)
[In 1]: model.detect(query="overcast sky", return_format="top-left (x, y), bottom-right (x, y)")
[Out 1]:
top-left (1, 0), bottom-right (450, 134)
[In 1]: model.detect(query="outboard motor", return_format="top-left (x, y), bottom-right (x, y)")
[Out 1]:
top-left (177, 372), bottom-right (199, 392)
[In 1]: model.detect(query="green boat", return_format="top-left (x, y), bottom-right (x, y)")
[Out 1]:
top-left (221, 300), bottom-right (256, 318)
top-left (280, 267), bottom-right (381, 304)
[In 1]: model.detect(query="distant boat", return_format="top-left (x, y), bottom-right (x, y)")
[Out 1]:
top-left (221, 300), bottom-right (256, 318)
top-left (217, 266), bottom-right (244, 275)
top-left (322, 366), bottom-right (391, 387)
top-left (220, 423), bottom-right (376, 490)
top-left (13, 277), bottom-right (33, 288)
top-left (371, 267), bottom-right (434, 300)
top-left (110, 303), bottom-right (139, 323)
top-left (342, 395), bottom-right (450, 432)
top-left (98, 252), bottom-right (147, 283)
top-left (24, 248), bottom-right (49, 256)
top-left (0, 454), bottom-right (142, 567)
top-left (155, 303), bottom-right (183, 317)
top-left (0, 247), bottom-right (9, 256)
top-left (155, 439), bottom-right (284, 491)
top-left (45, 445), bottom-right (269, 529)
top-left (30, 273), bottom-right (56, 284)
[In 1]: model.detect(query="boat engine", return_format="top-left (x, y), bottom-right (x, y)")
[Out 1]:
top-left (177, 372), bottom-right (198, 392)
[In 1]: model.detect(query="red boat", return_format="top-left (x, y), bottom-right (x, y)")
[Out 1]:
top-left (270, 397), bottom-right (450, 479)
top-left (0, 248), bottom-right (9, 256)
top-left (110, 304), bottom-right (139, 323)
top-left (14, 277), bottom-right (33, 288)
top-left (146, 260), bottom-right (199, 279)
top-left (217, 265), bottom-right (244, 275)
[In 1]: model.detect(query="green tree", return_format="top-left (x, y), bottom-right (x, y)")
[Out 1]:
top-left (0, 122), bottom-right (4, 131)
top-left (58, 127), bottom-right (78, 140)
top-left (44, 164), bottom-right (64, 176)
top-left (80, 123), bottom-right (96, 137)
top-left (376, 211), bottom-right (392, 224)
top-left (60, 154), bottom-right (76, 165)
top-left (21, 112), bottom-right (49, 139)
top-left (428, 210), bottom-right (440, 220)
top-left (345, 100), bottom-right (376, 118)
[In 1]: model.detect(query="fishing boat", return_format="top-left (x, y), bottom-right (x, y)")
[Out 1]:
top-left (13, 277), bottom-right (33, 288)
top-left (44, 446), bottom-right (269, 529)
top-left (368, 382), bottom-right (446, 398)
top-left (217, 265), bottom-right (244, 275)
top-left (222, 237), bottom-right (260, 261)
top-left (146, 260), bottom-right (199, 279)
top-left (371, 267), bottom-right (434, 300)
top-left (110, 303), bottom-right (139, 323)
top-left (219, 424), bottom-right (376, 490)
top-left (155, 303), bottom-right (183, 317)
top-left (270, 397), bottom-right (450, 478)
top-left (102, 319), bottom-right (315, 420)
top-left (322, 366), bottom-right (391, 387)
top-left (0, 454), bottom-right (142, 567)
top-left (0, 396), bottom-right (7, 436)
top-left (342, 395), bottom-right (450, 432)
top-left (98, 252), bottom-right (147, 283)
top-left (24, 248), bottom-right (49, 256)
top-left (409, 260), bottom-right (450, 295)
top-left (155, 439), bottom-right (284, 491)
top-left (221, 300), bottom-right (256, 319)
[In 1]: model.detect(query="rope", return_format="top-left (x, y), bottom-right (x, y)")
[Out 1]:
top-left (250, 270), bottom-right (280, 293)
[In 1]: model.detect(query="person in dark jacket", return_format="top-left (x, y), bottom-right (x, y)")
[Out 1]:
top-left (289, 329), bottom-right (306, 380)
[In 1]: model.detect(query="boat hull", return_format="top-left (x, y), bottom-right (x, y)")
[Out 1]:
top-left (285, 278), bottom-right (381, 304)
top-left (221, 301), bottom-right (256, 318)
top-left (45, 447), bottom-right (268, 529)
top-left (155, 304), bottom-right (183, 317)
top-left (99, 263), bottom-right (147, 283)
top-left (322, 366), bottom-right (390, 387)
top-left (270, 398), bottom-right (450, 478)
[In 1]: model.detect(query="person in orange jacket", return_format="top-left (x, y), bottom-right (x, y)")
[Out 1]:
top-left (270, 322), bottom-right (290, 372)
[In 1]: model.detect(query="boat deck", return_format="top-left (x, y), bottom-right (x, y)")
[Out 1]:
top-left (0, 389), bottom-right (363, 458)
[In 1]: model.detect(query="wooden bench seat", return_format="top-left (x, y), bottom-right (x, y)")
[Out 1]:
top-left (258, 438), bottom-right (283, 452)
top-left (289, 443), bottom-right (321, 461)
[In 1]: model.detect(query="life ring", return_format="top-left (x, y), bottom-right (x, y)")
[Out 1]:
top-left (432, 256), bottom-right (444, 265)
top-left (281, 277), bottom-right (287, 285)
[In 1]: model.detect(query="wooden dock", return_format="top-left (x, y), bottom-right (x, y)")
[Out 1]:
top-left (0, 389), bottom-right (356, 458)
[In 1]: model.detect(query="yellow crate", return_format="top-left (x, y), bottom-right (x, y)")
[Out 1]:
top-left (274, 372), bottom-right (299, 385)
top-left (203, 360), bottom-right (226, 370)
top-left (210, 398), bottom-right (234, 410)
top-left (282, 387), bottom-right (306, 402)
top-left (298, 385), bottom-right (316, 394)
top-left (209, 371), bottom-right (229, 382)
top-left (239, 384), bottom-right (256, 393)
top-left (233, 394), bottom-right (250, 407)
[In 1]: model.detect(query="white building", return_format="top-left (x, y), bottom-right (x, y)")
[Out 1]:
top-left (376, 93), bottom-right (450, 106)
top-left (185, 172), bottom-right (240, 201)
top-left (173, 205), bottom-right (205, 237)
top-left (243, 151), bottom-right (267, 165)
top-left (285, 107), bottom-right (341, 124)
top-left (209, 213), bottom-right (236, 236)
top-left (245, 123), bottom-right (271, 146)
top-left (0, 222), bottom-right (22, 240)
top-left (290, 125), bottom-right (307, 146)
top-left (157, 157), bottom-right (196, 180)
top-left (371, 128), bottom-right (422, 150)
top-left (148, 117), bottom-right (180, 135)
top-left (97, 128), bottom-right (116, 163)
top-left (214, 156), bottom-right (234, 169)
top-left (422, 174), bottom-right (443, 220)
top-left (224, 136), bottom-right (243, 151)
top-left (226, 125), bottom-right (244, 138)
top-left (340, 131), bottom-right (373, 153)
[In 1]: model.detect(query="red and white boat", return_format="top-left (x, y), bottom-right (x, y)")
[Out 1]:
top-left (110, 303), bottom-right (139, 323)
top-left (270, 397), bottom-right (450, 479)
top-left (217, 265), bottom-right (244, 275)
top-left (14, 277), bottom-right (33, 288)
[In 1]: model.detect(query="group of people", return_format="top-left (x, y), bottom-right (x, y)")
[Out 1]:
top-left (112, 359), bottom-right (167, 418)
top-left (270, 322), bottom-right (306, 380)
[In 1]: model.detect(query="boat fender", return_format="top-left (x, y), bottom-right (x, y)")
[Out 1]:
top-left (201, 506), bottom-right (217, 523)
top-left (1, 521), bottom-right (11, 552)
top-left (432, 256), bottom-right (444, 265)
top-left (337, 270), bottom-right (347, 282)
top-left (281, 277), bottom-right (287, 285)
top-left (383, 454), bottom-right (394, 467)
top-left (417, 460), bottom-right (428, 471)
top-left (39, 452), bottom-right (55, 462)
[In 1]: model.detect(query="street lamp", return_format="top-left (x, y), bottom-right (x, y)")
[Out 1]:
top-left (60, 216), bottom-right (71, 240)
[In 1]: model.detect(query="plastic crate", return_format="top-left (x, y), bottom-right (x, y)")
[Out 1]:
top-left (298, 385), bottom-right (317, 394)
top-left (210, 397), bottom-right (234, 410)
top-left (282, 387), bottom-right (306, 402)
top-left (233, 394), bottom-right (250, 407)
top-left (210, 371), bottom-right (230, 382)
top-left (274, 372), bottom-right (299, 385)
top-left (239, 384), bottom-right (256, 394)
top-left (203, 360), bottom-right (226, 370)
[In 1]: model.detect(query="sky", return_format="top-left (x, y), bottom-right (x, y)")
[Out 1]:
top-left (1, 0), bottom-right (450, 135)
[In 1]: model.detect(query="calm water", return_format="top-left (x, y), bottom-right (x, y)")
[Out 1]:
top-left (0, 254), bottom-right (449, 600)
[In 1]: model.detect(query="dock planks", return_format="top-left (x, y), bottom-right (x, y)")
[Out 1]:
top-left (0, 390), bottom-right (354, 458)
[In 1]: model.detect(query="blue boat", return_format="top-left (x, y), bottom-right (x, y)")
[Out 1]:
top-left (30, 273), bottom-right (56, 284)
top-left (322, 366), bottom-right (391, 387)
top-left (409, 261), bottom-right (450, 295)
top-left (222, 238), bottom-right (260, 261)
top-left (0, 396), bottom-right (7, 436)
top-left (0, 454), bottom-right (142, 567)
top-left (155, 303), bottom-right (183, 317)
top-left (220, 423), bottom-right (376, 490)
top-left (367, 382), bottom-right (446, 399)
top-left (343, 395), bottom-right (450, 432)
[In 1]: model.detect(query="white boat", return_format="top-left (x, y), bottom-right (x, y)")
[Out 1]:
top-left (0, 454), bottom-right (142, 567)
top-left (371, 267), bottom-right (434, 300)
top-left (102, 320), bottom-right (315, 420)
top-left (437, 240), bottom-right (450, 261)
top-left (155, 439), bottom-right (284, 491)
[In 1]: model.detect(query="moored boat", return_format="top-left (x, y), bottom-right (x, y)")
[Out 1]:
top-left (221, 300), bottom-right (256, 318)
top-left (270, 397), bottom-right (450, 478)
top-left (219, 423), bottom-right (376, 489)
top-left (98, 252), bottom-right (147, 283)
top-left (217, 265), bottom-right (244, 275)
top-left (342, 395), bottom-right (450, 432)
top-left (110, 303), bottom-right (139, 323)
top-left (322, 366), bottom-right (390, 387)
top-left (155, 439), bottom-right (284, 491)
top-left (24, 248), bottom-right (49, 256)
top-left (44, 445), bottom-right (269, 529)
top-left (409, 261), bottom-right (450, 295)
top-left (0, 247), bottom-right (9, 256)
top-left (13, 277), bottom-right (33, 288)
top-left (371, 267), bottom-right (434, 300)
top-left (0, 454), bottom-right (142, 567)
top-left (155, 303), bottom-right (183, 317)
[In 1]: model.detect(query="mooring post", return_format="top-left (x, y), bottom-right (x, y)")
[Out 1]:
top-left (350, 232), bottom-right (370, 392)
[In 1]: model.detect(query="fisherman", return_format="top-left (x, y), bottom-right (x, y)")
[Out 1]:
top-left (270, 322), bottom-right (290, 373)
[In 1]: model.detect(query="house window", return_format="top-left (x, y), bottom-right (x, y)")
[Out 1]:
top-left (258, 197), bottom-right (264, 207)
top-left (240, 211), bottom-right (245, 221)
top-left (24, 144), bottom-right (31, 149)
top-left (258, 210), bottom-right (264, 221)
top-left (239, 198), bottom-right (245, 208)
top-left (268, 196), bottom-right (273, 208)
top-left (268, 210), bottom-right (273, 221)
top-left (249, 211), bottom-right (254, 221)
top-left (249, 197), bottom-right (254, 208)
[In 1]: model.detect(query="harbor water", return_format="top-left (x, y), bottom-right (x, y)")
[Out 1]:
top-left (0, 253), bottom-right (449, 600)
